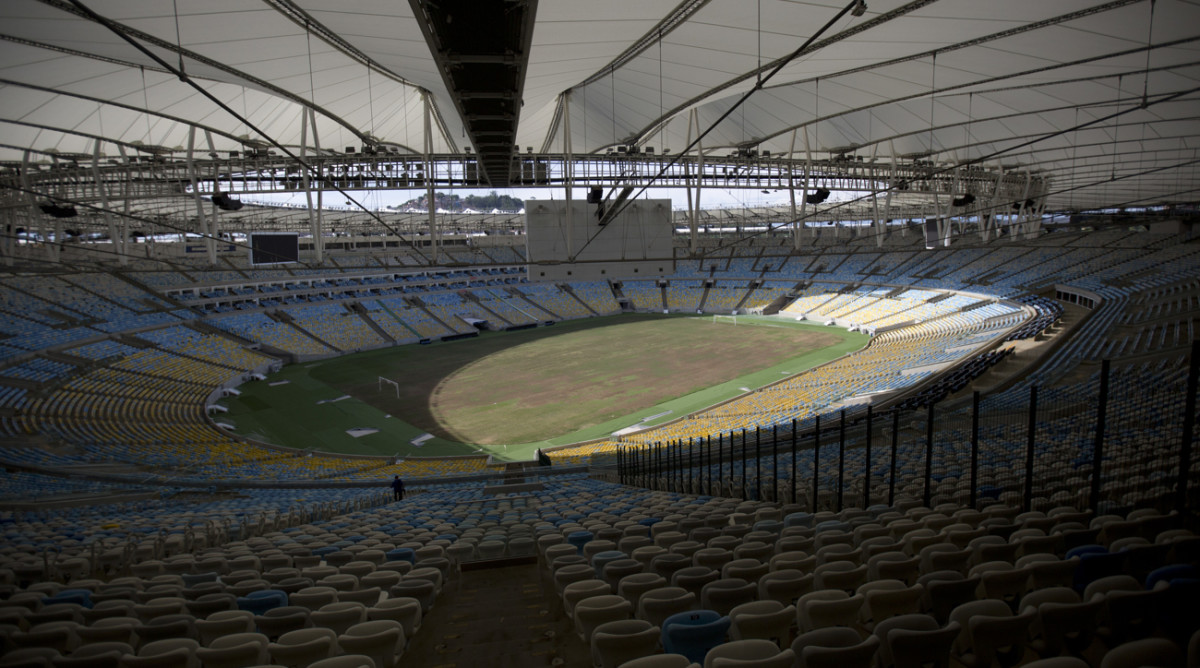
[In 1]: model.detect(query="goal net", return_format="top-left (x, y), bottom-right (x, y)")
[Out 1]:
top-left (712, 314), bottom-right (738, 326)
top-left (378, 376), bottom-right (400, 398)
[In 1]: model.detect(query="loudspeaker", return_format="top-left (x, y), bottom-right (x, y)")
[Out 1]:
top-left (38, 203), bottom-right (78, 218)
top-left (951, 193), bottom-right (975, 207)
top-left (587, 186), bottom-right (602, 203)
top-left (212, 194), bottom-right (244, 211)
top-left (923, 219), bottom-right (938, 249)
top-left (805, 188), bottom-right (831, 205)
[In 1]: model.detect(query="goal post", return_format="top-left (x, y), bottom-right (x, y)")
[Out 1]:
top-left (712, 314), bottom-right (738, 326)
top-left (378, 376), bottom-right (400, 398)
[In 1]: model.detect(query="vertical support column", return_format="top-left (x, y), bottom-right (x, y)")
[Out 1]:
top-left (796, 128), bottom-right (812, 250)
top-left (812, 414), bottom-right (821, 511)
top-left (692, 110), bottom-right (703, 254)
top-left (1028, 182), bottom-right (1048, 240)
top-left (1024, 385), bottom-right (1038, 513)
top-left (0, 209), bottom-right (14, 267)
top-left (654, 442), bottom-right (661, 491)
top-left (788, 129), bottom-right (799, 249)
top-left (754, 426), bottom-right (761, 501)
top-left (92, 140), bottom-right (126, 266)
top-left (837, 409), bottom-right (846, 511)
top-left (970, 390), bottom-right (980, 508)
top-left (23, 151), bottom-right (59, 264)
top-left (1176, 340), bottom-right (1198, 512)
top-left (871, 143), bottom-right (884, 248)
top-left (686, 109), bottom-right (698, 255)
top-left (772, 424), bottom-right (779, 503)
top-left (706, 435), bottom-right (713, 496)
top-left (924, 402), bottom-right (934, 508)
top-left (863, 405), bottom-right (873, 509)
top-left (889, 410), bottom-right (899, 506)
top-left (185, 127), bottom-right (210, 263)
top-left (678, 441), bottom-right (685, 494)
top-left (694, 439), bottom-right (700, 494)
top-left (301, 108), bottom-right (325, 264)
top-left (740, 428), bottom-right (748, 501)
top-left (982, 164), bottom-right (1005, 242)
top-left (790, 419), bottom-right (798, 505)
top-left (423, 92), bottom-right (438, 265)
top-left (717, 433), bottom-right (724, 497)
top-left (204, 131), bottom-right (219, 266)
top-left (562, 91), bottom-right (574, 260)
top-left (671, 441), bottom-right (678, 494)
top-left (1013, 171), bottom-right (1032, 240)
top-left (884, 141), bottom-right (896, 240)
top-left (1090, 360), bottom-right (1110, 512)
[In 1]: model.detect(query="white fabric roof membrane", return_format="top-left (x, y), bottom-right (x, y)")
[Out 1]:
top-left (1, 0), bottom-right (1198, 211)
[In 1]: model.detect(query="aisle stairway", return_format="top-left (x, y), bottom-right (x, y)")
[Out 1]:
top-left (403, 560), bottom-right (589, 667)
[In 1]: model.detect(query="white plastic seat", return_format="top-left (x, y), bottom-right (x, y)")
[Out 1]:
top-left (617, 573), bottom-right (668, 608)
top-left (590, 618), bottom-right (660, 668)
top-left (51, 641), bottom-right (133, 668)
top-left (195, 610), bottom-right (256, 646)
top-left (309, 601), bottom-right (367, 636)
top-left (700, 578), bottom-right (757, 617)
top-left (119, 638), bottom-right (200, 668)
top-left (636, 587), bottom-right (697, 628)
top-left (337, 620), bottom-right (405, 668)
top-left (617, 653), bottom-right (699, 667)
top-left (267, 627), bottom-right (338, 668)
top-left (798, 590), bottom-right (859, 633)
top-left (948, 599), bottom-right (1035, 668)
top-left (792, 627), bottom-right (879, 668)
top-left (307, 656), bottom-right (376, 668)
top-left (1098, 637), bottom-right (1182, 668)
top-left (858, 580), bottom-right (924, 630)
top-left (873, 614), bottom-right (960, 668)
top-left (574, 594), bottom-right (633, 644)
top-left (194, 631), bottom-right (269, 668)
top-left (814, 562), bottom-right (867, 593)
top-left (728, 600), bottom-right (795, 645)
top-left (702, 639), bottom-right (795, 668)
top-left (366, 597), bottom-right (422, 640)
top-left (757, 569), bottom-right (812, 606)
top-left (563, 579), bottom-right (612, 617)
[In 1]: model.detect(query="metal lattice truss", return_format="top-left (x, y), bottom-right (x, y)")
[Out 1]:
top-left (0, 0), bottom-right (1198, 256)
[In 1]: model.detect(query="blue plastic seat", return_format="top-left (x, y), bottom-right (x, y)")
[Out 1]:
top-left (42, 589), bottom-right (92, 609)
top-left (567, 531), bottom-right (594, 555)
top-left (591, 550), bottom-right (627, 578)
top-left (816, 520), bottom-right (851, 534)
top-left (1157, 578), bottom-right (1200, 642)
top-left (1065, 544), bottom-right (1107, 559)
top-left (1072, 550), bottom-right (1127, 593)
top-left (661, 609), bottom-right (731, 663)
top-left (784, 513), bottom-right (814, 529)
top-left (237, 589), bottom-right (288, 615)
top-left (1145, 564), bottom-right (1196, 590)
top-left (386, 548), bottom-right (416, 563)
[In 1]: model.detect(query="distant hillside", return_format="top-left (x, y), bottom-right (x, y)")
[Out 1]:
top-left (388, 191), bottom-right (524, 213)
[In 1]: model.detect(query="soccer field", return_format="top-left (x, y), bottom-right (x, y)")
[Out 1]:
top-left (219, 313), bottom-right (869, 460)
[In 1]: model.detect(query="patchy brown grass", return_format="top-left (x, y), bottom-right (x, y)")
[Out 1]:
top-left (318, 314), bottom-right (842, 445)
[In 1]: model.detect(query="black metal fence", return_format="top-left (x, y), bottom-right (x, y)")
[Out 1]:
top-left (612, 340), bottom-right (1199, 519)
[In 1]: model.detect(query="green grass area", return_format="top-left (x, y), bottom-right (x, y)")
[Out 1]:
top-left (219, 313), bottom-right (869, 461)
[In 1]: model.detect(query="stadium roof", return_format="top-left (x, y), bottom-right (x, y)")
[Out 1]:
top-left (2, 0), bottom-right (1199, 210)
